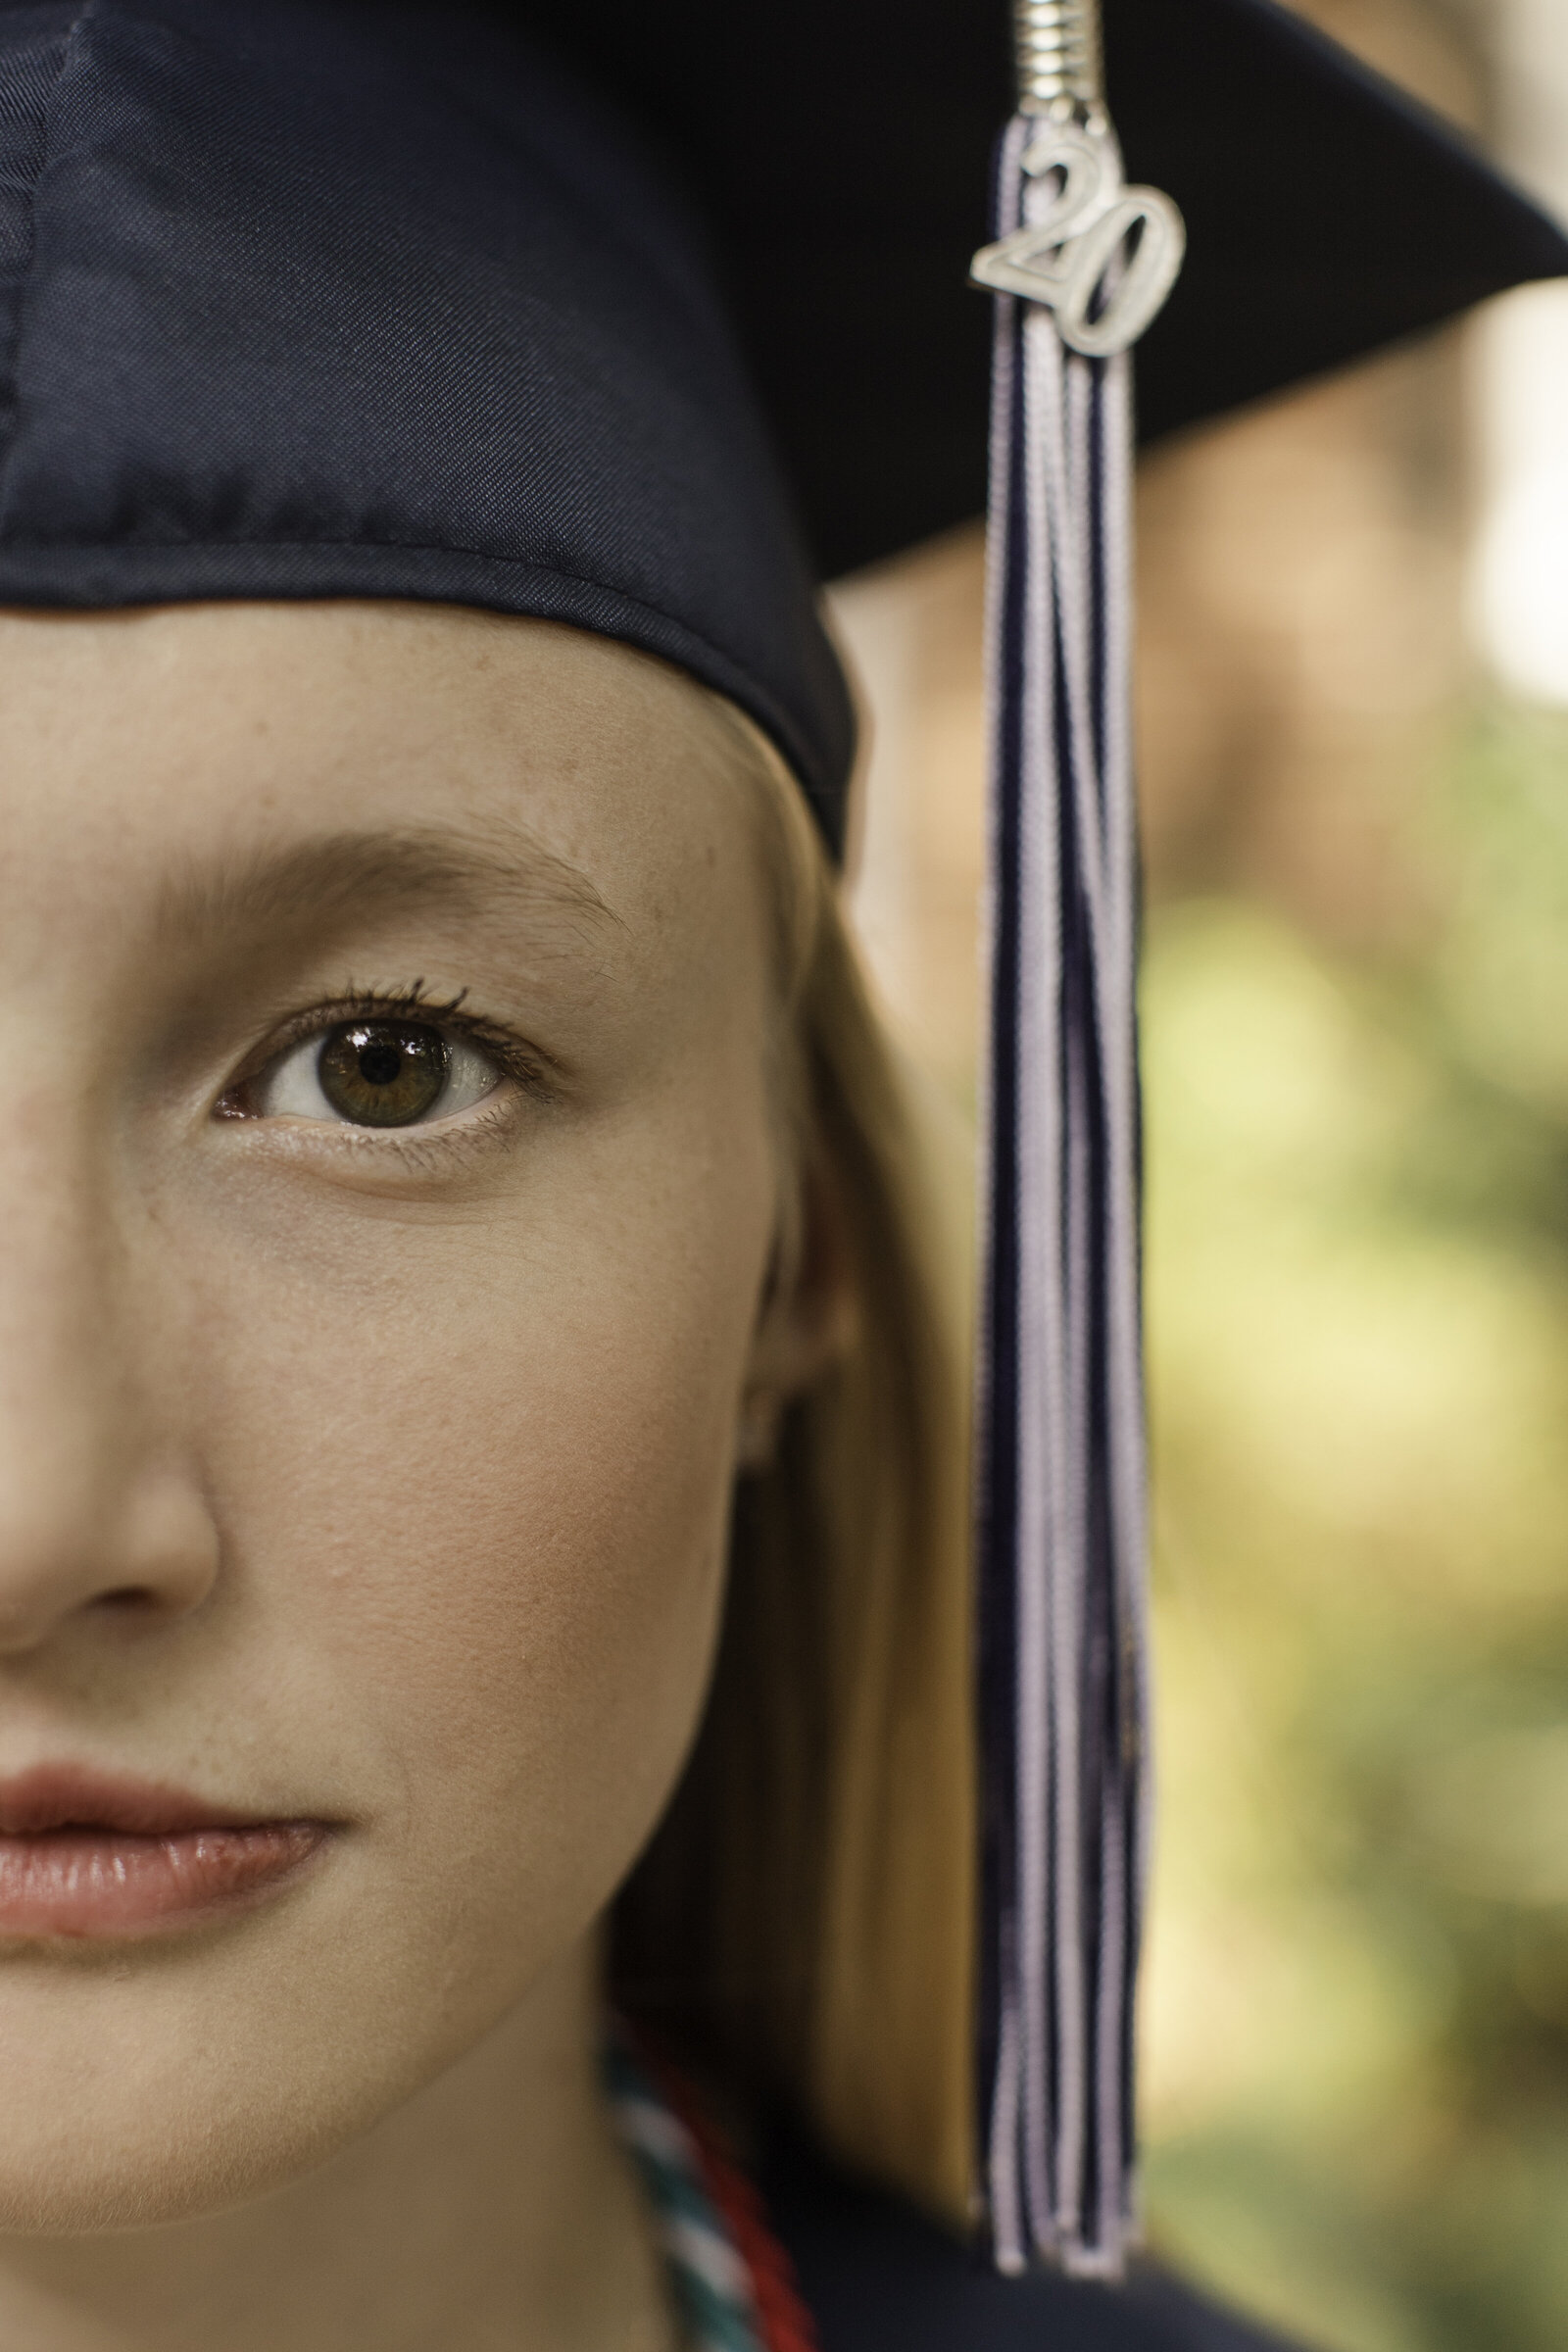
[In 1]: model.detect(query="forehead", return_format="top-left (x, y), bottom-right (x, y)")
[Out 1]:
top-left (0, 601), bottom-right (764, 948)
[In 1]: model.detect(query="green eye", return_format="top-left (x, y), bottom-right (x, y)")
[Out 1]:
top-left (245, 1015), bottom-right (502, 1129)
top-left (317, 1023), bottom-right (449, 1126)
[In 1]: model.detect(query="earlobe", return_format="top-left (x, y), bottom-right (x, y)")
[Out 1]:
top-left (735, 1149), bottom-right (858, 1473)
top-left (733, 1386), bottom-right (786, 1474)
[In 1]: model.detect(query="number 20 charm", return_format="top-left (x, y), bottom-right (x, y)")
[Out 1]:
top-left (970, 122), bottom-right (1185, 358)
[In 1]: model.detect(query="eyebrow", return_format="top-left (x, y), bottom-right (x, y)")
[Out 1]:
top-left (154, 820), bottom-right (622, 951)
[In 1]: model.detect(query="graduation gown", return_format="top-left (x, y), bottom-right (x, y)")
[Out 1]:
top-left (761, 2129), bottom-right (1312, 2352)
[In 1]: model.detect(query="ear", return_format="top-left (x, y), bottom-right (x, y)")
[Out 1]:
top-left (735, 1147), bottom-right (858, 1472)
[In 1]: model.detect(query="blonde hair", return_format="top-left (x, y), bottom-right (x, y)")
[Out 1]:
top-left (612, 705), bottom-right (976, 2225)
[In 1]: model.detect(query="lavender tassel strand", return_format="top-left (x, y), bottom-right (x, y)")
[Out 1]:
top-left (970, 0), bottom-right (1183, 2278)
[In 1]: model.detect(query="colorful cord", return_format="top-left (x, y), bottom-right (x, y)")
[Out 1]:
top-left (605, 2033), bottom-right (817, 2352)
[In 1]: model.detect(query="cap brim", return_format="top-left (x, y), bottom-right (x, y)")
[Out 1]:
top-left (514, 0), bottom-right (1568, 577)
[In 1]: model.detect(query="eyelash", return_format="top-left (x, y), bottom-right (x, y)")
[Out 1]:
top-left (217, 981), bottom-right (558, 1124)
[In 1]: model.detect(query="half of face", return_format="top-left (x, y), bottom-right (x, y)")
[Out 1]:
top-left (0, 600), bottom-right (827, 2230)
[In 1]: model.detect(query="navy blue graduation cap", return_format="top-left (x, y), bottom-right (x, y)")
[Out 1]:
top-left (0, 0), bottom-right (1562, 2279)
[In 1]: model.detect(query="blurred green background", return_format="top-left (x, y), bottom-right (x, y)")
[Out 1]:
top-left (1142, 705), bottom-right (1568, 2352)
top-left (829, 3), bottom-right (1568, 2336)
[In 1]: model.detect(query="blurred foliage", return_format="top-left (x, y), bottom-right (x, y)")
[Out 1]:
top-left (1139, 704), bottom-right (1568, 2352)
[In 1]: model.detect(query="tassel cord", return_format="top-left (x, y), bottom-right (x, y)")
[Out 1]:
top-left (977, 108), bottom-right (1151, 2278)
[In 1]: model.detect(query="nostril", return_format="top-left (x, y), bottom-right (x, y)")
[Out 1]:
top-left (0, 1475), bottom-right (220, 1646)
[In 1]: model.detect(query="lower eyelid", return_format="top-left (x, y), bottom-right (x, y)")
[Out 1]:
top-left (220, 1080), bottom-right (530, 1175)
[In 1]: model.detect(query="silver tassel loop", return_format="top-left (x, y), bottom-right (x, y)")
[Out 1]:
top-left (969, 0), bottom-right (1183, 2279)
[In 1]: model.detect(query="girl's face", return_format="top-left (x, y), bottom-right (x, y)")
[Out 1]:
top-left (0, 602), bottom-right (807, 2229)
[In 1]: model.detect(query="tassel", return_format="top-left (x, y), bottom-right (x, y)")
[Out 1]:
top-left (970, 0), bottom-right (1183, 2278)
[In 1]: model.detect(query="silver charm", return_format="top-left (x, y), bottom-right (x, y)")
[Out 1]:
top-left (971, 121), bottom-right (1185, 358)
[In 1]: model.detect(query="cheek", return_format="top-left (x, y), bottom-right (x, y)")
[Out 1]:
top-left (0, 1134), bottom-right (771, 2233)
top-left (185, 1090), bottom-right (775, 1975)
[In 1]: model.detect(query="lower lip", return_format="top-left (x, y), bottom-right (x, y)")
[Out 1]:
top-left (0, 1824), bottom-right (327, 1939)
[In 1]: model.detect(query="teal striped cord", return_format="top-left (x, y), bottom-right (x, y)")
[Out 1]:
top-left (605, 2036), bottom-right (764, 2352)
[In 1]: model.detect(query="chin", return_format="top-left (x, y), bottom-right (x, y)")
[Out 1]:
top-left (0, 1942), bottom-right (422, 2236)
top-left (0, 2130), bottom-right (297, 2235)
top-left (0, 2055), bottom-right (351, 2234)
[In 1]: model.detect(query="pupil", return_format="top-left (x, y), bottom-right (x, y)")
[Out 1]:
top-left (357, 1040), bottom-right (404, 1089)
top-left (318, 1022), bottom-right (448, 1127)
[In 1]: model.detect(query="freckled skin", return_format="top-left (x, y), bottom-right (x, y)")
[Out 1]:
top-left (0, 604), bottom-right (839, 2352)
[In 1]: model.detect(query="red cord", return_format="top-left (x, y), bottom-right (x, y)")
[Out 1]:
top-left (629, 2037), bottom-right (821, 2352)
top-left (684, 2113), bottom-right (820, 2352)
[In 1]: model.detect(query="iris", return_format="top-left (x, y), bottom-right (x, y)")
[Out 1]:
top-left (315, 1022), bottom-right (449, 1127)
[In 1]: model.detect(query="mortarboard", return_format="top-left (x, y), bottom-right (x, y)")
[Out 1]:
top-left (0, 0), bottom-right (1562, 2281)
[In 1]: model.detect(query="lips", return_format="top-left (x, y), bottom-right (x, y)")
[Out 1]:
top-left (0, 1767), bottom-right (328, 1939)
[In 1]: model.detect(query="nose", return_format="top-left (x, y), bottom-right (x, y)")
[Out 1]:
top-left (0, 1151), bottom-right (220, 1657)
top-left (0, 1456), bottom-right (220, 1655)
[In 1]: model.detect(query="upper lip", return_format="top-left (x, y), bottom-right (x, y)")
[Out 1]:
top-left (0, 1766), bottom-right (281, 1838)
